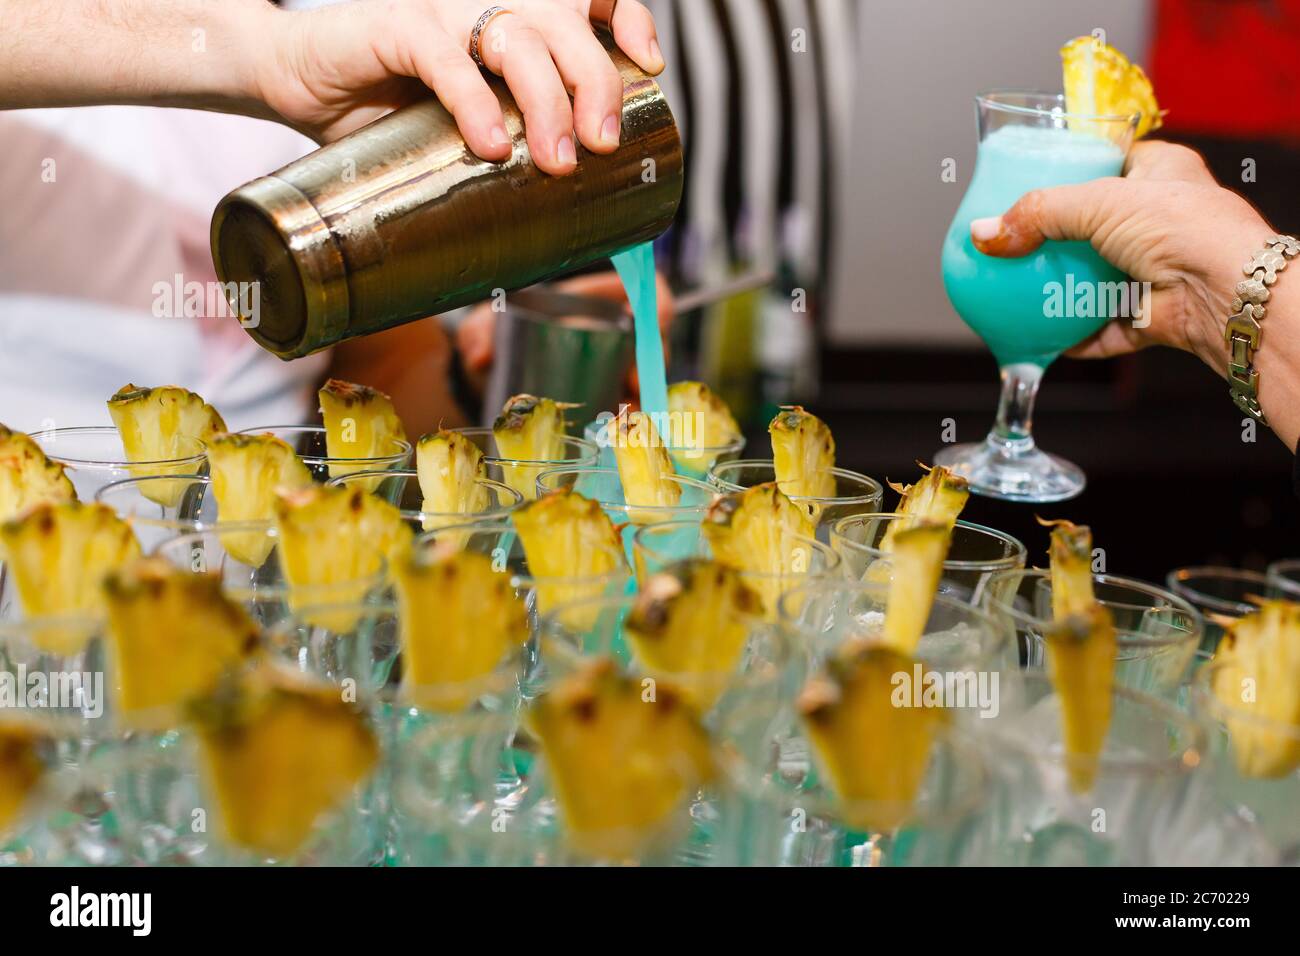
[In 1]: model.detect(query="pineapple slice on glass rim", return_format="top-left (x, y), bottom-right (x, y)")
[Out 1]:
top-left (318, 379), bottom-right (409, 483)
top-left (878, 521), bottom-right (952, 657)
top-left (708, 406), bottom-right (854, 527)
top-left (769, 405), bottom-right (837, 504)
top-left (1208, 599), bottom-right (1300, 779)
top-left (273, 484), bottom-right (412, 631)
top-left (864, 463), bottom-right (970, 587)
top-left (104, 557), bottom-right (261, 731)
top-left (606, 409), bottom-right (682, 515)
top-left (511, 489), bottom-right (629, 621)
top-left (1044, 605), bottom-right (1117, 793)
top-left (525, 656), bottom-right (715, 862)
top-left (393, 546), bottom-right (528, 712)
top-left (665, 381), bottom-right (743, 477)
top-left (624, 559), bottom-right (764, 711)
top-left (492, 394), bottom-right (578, 501)
top-left (107, 384), bottom-right (226, 507)
top-left (415, 429), bottom-right (493, 533)
top-left (878, 464), bottom-right (970, 551)
top-left (0, 423), bottom-right (76, 524)
top-left (1040, 518), bottom-right (1117, 792)
top-left (0, 501), bottom-right (141, 654)
top-left (107, 384), bottom-right (226, 456)
top-left (1039, 517), bottom-right (1099, 620)
top-left (1061, 35), bottom-right (1163, 140)
top-left (191, 664), bottom-right (379, 860)
top-left (206, 433), bottom-right (314, 567)
top-left (701, 483), bottom-right (815, 619)
top-left (800, 642), bottom-right (948, 831)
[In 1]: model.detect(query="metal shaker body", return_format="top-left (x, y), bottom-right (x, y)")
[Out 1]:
top-left (211, 44), bottom-right (683, 360)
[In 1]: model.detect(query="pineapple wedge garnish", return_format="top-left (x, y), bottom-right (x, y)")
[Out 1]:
top-left (274, 484), bottom-right (413, 630)
top-left (393, 547), bottom-right (528, 711)
top-left (1211, 600), bottom-right (1300, 778)
top-left (701, 483), bottom-right (815, 618)
top-left (108, 383), bottom-right (226, 456)
top-left (1061, 36), bottom-right (1163, 139)
top-left (104, 557), bottom-right (260, 730)
top-left (108, 384), bottom-right (226, 506)
top-left (1045, 606), bottom-right (1117, 792)
top-left (1041, 518), bottom-right (1116, 792)
top-left (769, 406), bottom-right (836, 502)
top-left (1040, 517), bottom-right (1097, 619)
top-left (879, 522), bottom-right (951, 656)
top-left (0, 423), bottom-right (75, 523)
top-left (800, 644), bottom-right (946, 831)
top-left (494, 394), bottom-right (568, 460)
top-left (318, 379), bottom-right (408, 481)
top-left (512, 489), bottom-right (626, 617)
top-left (207, 433), bottom-right (313, 567)
top-left (608, 410), bottom-right (681, 512)
top-left (665, 381), bottom-right (741, 473)
top-left (877, 464), bottom-right (970, 557)
top-left (0, 721), bottom-right (48, 839)
top-left (492, 394), bottom-right (572, 501)
top-left (527, 657), bottom-right (714, 861)
top-left (891, 464), bottom-right (970, 528)
top-left (0, 501), bottom-right (140, 653)
top-left (193, 667), bottom-right (379, 858)
top-left (625, 559), bottom-right (762, 710)
top-left (415, 429), bottom-right (491, 532)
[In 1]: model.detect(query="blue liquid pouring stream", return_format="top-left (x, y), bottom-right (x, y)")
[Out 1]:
top-left (611, 241), bottom-right (668, 419)
top-left (611, 240), bottom-right (668, 600)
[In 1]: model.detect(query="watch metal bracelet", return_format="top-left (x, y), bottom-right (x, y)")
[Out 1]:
top-left (1225, 234), bottom-right (1300, 425)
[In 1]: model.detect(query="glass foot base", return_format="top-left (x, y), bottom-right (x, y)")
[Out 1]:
top-left (934, 438), bottom-right (1085, 504)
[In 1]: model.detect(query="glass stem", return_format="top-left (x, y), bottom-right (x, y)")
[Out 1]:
top-left (988, 362), bottom-right (1043, 457)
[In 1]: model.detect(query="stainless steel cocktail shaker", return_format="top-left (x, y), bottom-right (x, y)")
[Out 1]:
top-left (210, 43), bottom-right (683, 360)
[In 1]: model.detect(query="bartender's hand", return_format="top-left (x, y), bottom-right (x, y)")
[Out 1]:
top-left (0, 0), bottom-right (664, 177)
top-left (262, 0), bottom-right (663, 172)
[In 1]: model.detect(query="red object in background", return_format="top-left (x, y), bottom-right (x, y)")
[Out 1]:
top-left (1150, 0), bottom-right (1300, 142)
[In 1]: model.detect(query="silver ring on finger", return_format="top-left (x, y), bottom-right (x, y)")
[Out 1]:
top-left (589, 0), bottom-right (618, 31)
top-left (470, 6), bottom-right (512, 68)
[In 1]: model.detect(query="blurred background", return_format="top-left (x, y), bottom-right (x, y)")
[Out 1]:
top-left (639, 0), bottom-right (1300, 580)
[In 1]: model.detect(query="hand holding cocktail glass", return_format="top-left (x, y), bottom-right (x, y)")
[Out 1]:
top-left (936, 33), bottom-right (1174, 504)
top-left (943, 42), bottom-right (1299, 499)
top-left (934, 39), bottom-right (1284, 502)
top-left (973, 141), bottom-right (1269, 362)
top-left (969, 140), bottom-right (1297, 451)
